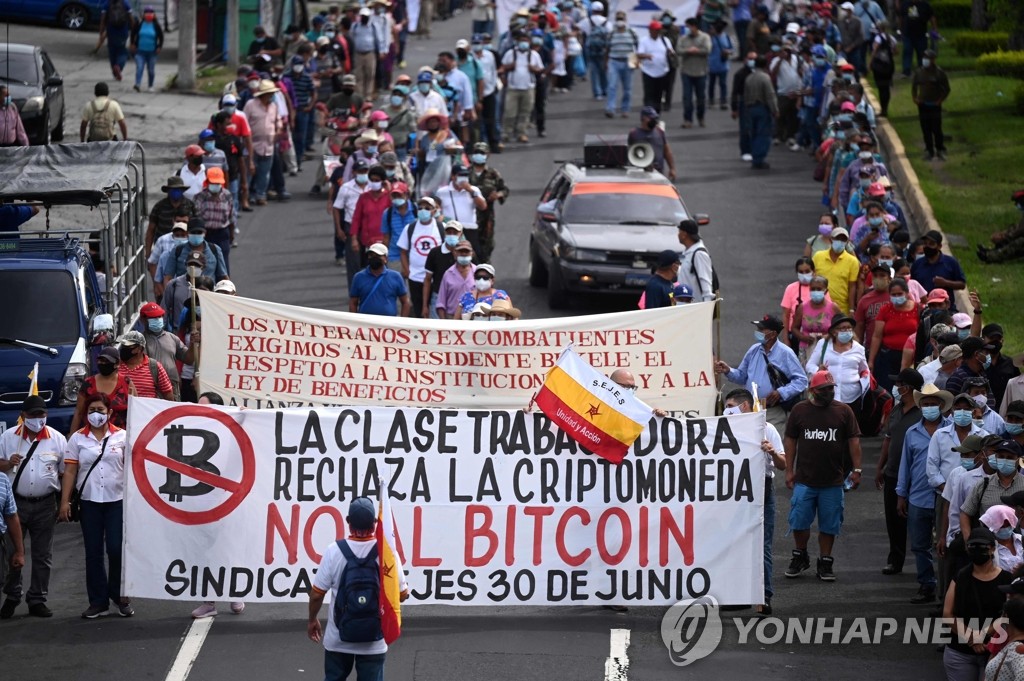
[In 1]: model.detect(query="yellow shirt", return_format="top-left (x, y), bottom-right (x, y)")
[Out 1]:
top-left (812, 249), bottom-right (860, 312)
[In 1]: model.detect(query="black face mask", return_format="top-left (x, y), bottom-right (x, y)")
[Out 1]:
top-left (361, 16), bottom-right (369, 24)
top-left (646, 119), bottom-right (658, 130)
top-left (967, 545), bottom-right (992, 566)
top-left (814, 387), bottom-right (835, 406)
top-left (97, 362), bottom-right (117, 376)
top-left (368, 257), bottom-right (385, 270)
top-left (342, 87), bottom-right (354, 95)
top-left (457, 49), bottom-right (468, 59)
top-left (119, 345), bottom-right (136, 362)
top-left (923, 246), bottom-right (940, 258)
top-left (990, 341), bottom-right (1003, 355)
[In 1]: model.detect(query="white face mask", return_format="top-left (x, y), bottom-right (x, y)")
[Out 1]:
top-left (24, 417), bottom-right (46, 432)
top-left (723, 406), bottom-right (742, 416)
top-left (187, 265), bottom-right (203, 278)
top-left (474, 278), bottom-right (492, 292)
top-left (87, 412), bottom-right (109, 428)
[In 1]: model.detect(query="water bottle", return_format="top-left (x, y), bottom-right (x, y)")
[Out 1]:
top-left (843, 472), bottom-right (857, 492)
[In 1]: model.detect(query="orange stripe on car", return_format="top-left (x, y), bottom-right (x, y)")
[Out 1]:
top-left (571, 183), bottom-right (679, 198)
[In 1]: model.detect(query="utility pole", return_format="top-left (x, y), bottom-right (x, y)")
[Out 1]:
top-left (227, 0), bottom-right (240, 66)
top-left (177, 0), bottom-right (197, 90)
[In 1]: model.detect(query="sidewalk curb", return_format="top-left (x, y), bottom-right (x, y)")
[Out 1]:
top-left (863, 83), bottom-right (972, 313)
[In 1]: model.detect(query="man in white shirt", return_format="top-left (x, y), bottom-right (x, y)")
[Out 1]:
top-left (410, 71), bottom-right (447, 118)
top-left (397, 205), bottom-right (442, 319)
top-left (770, 42), bottom-right (804, 150)
top-left (435, 165), bottom-right (487, 255)
top-left (676, 219), bottom-right (716, 302)
top-left (636, 21), bottom-right (672, 113)
top-left (332, 159), bottom-right (370, 273)
top-left (471, 36), bottom-right (501, 151)
top-left (0, 396), bottom-right (67, 619)
top-left (179, 145), bottom-right (209, 200)
top-left (500, 34), bottom-right (544, 143)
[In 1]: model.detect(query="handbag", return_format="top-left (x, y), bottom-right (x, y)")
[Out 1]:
top-left (11, 440), bottom-right (41, 496)
top-left (68, 437), bottom-right (108, 523)
top-left (762, 348), bottom-right (803, 412)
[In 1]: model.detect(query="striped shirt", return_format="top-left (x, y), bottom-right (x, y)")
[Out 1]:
top-left (119, 357), bottom-right (173, 398)
top-left (193, 189), bottom-right (236, 231)
top-left (286, 72), bottom-right (316, 108)
top-left (608, 28), bottom-right (637, 61)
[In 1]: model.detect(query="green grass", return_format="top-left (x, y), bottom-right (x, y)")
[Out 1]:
top-left (879, 71), bottom-right (1024, 354)
top-left (195, 66), bottom-right (235, 96)
top-left (937, 28), bottom-right (984, 71)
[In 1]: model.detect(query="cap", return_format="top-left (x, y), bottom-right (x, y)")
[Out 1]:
top-left (952, 434), bottom-right (987, 455)
top-left (355, 129), bottom-right (380, 144)
top-left (889, 368), bottom-right (925, 391)
top-left (222, 93), bottom-right (237, 105)
top-left (811, 44), bottom-right (827, 57)
top-left (351, 159), bottom-right (370, 173)
top-left (359, 6), bottom-right (372, 16)
top-left (205, 167), bottom-right (226, 185)
top-left (476, 263), bottom-right (496, 277)
top-left (858, 151), bottom-right (874, 162)
top-left (785, 21), bottom-right (801, 34)
top-left (140, 301), bottom-right (165, 319)
top-left (591, 1), bottom-right (604, 9)
top-left (213, 280), bottom-right (236, 294)
top-left (840, 101), bottom-right (856, 113)
top-left (315, 36), bottom-right (330, 47)
top-left (831, 226), bottom-right (850, 240)
top-left (657, 249), bottom-right (680, 268)
top-left (840, 1), bottom-right (855, 10)
top-left (866, 182), bottom-right (886, 197)
top-left (828, 315), bottom-right (855, 332)
top-left (342, 73), bottom-right (357, 86)
top-left (752, 315), bottom-right (784, 333)
top-left (673, 283), bottom-right (693, 299)
top-left (21, 395), bottom-right (47, 414)
top-left (1002, 490), bottom-right (1024, 508)
top-left (390, 181), bottom-right (409, 196)
top-left (982, 323), bottom-right (1005, 339)
top-left (966, 526), bottom-right (996, 547)
top-left (188, 220), bottom-right (207, 233)
top-left (951, 312), bottom-right (972, 329)
top-left (466, 301), bottom-right (493, 319)
top-left (961, 336), bottom-right (995, 358)
top-left (870, 262), bottom-right (891, 274)
top-left (185, 250), bottom-right (206, 266)
top-left (453, 164), bottom-right (470, 176)
top-left (472, 141), bottom-right (490, 153)
top-left (640, 105), bottom-right (659, 119)
top-left (346, 497), bottom-right (377, 530)
top-left (417, 71), bottom-right (433, 83)
top-left (677, 219), bottom-right (699, 235)
top-left (367, 242), bottom-right (389, 257)
top-left (964, 376), bottom-right (990, 391)
top-left (923, 229), bottom-right (944, 245)
top-left (171, 221), bottom-right (188, 233)
top-left (1006, 401), bottom-right (1024, 419)
top-left (999, 576), bottom-right (1024, 595)
top-left (118, 330), bottom-right (147, 348)
top-left (926, 289), bottom-right (949, 304)
top-left (649, 20), bottom-right (663, 30)
top-left (939, 345), bottom-right (963, 363)
top-left (198, 129), bottom-right (216, 141)
top-left (810, 370), bottom-right (835, 389)
top-left (98, 346), bottom-right (120, 364)
top-left (419, 196), bottom-right (437, 209)
top-left (952, 392), bottom-right (977, 409)
top-left (456, 38), bottom-right (470, 49)
top-left (453, 239), bottom-right (473, 252)
top-left (993, 439), bottom-right (1024, 458)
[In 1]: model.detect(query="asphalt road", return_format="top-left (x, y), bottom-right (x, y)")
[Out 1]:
top-left (3, 15), bottom-right (946, 681)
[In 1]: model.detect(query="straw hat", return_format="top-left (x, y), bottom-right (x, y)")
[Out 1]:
top-left (490, 298), bottom-right (522, 319)
top-left (255, 79), bottom-right (280, 96)
top-left (913, 384), bottom-right (954, 413)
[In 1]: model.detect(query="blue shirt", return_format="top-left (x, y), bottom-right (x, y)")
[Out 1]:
top-left (381, 203), bottom-right (416, 261)
top-left (350, 268), bottom-right (407, 316)
top-left (137, 21), bottom-right (158, 52)
top-left (161, 241), bottom-right (229, 281)
top-left (733, 0), bottom-right (752, 22)
top-left (725, 341), bottom-right (809, 403)
top-left (0, 205), bottom-right (35, 232)
top-left (709, 33), bottom-right (733, 74)
top-left (898, 418), bottom-right (950, 508)
top-left (910, 253), bottom-right (965, 298)
top-left (0, 473), bottom-right (14, 534)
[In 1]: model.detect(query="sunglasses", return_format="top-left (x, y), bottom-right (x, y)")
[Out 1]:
top-left (474, 274), bottom-right (493, 281)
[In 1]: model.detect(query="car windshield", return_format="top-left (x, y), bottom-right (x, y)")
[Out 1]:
top-left (0, 53), bottom-right (38, 86)
top-left (562, 185), bottom-right (688, 225)
top-left (0, 270), bottom-right (79, 345)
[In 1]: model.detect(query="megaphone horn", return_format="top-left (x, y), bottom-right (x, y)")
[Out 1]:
top-left (627, 142), bottom-right (654, 168)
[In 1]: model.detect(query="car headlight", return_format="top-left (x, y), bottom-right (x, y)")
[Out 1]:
top-left (572, 248), bottom-right (608, 263)
top-left (21, 96), bottom-right (45, 114)
top-left (59, 362), bottom-right (87, 406)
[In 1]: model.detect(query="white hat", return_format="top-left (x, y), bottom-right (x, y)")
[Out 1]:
top-left (456, 38), bottom-right (470, 49)
top-left (359, 7), bottom-right (372, 16)
top-left (367, 242), bottom-right (389, 257)
top-left (464, 302), bottom-right (492, 320)
top-left (840, 2), bottom-right (855, 10)
top-left (214, 280), bottom-right (237, 294)
top-left (591, 1), bottom-right (604, 10)
top-left (785, 22), bottom-right (801, 34)
top-left (476, 263), bottom-right (496, 277)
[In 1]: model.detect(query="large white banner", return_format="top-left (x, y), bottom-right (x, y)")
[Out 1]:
top-left (123, 398), bottom-right (766, 606)
top-left (196, 292), bottom-right (718, 415)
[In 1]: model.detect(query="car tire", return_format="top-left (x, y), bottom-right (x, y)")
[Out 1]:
top-left (59, 3), bottom-right (90, 30)
top-left (547, 263), bottom-right (568, 310)
top-left (528, 240), bottom-right (548, 287)
top-left (52, 107), bottom-right (65, 142)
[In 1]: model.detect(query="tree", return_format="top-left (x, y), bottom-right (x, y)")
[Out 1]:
top-left (177, 0), bottom-right (197, 90)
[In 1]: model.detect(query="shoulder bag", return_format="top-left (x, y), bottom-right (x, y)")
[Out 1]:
top-left (69, 437), bottom-right (108, 522)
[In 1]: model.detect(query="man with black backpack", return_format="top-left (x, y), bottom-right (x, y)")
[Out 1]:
top-left (675, 219), bottom-right (716, 302)
top-left (309, 497), bottom-right (407, 680)
top-left (100, 0), bottom-right (134, 81)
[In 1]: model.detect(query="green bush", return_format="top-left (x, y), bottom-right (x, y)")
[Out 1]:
top-left (977, 50), bottom-right (1024, 79)
top-left (953, 31), bottom-right (1009, 56)
top-left (1015, 82), bottom-right (1024, 115)
top-left (933, 0), bottom-right (972, 29)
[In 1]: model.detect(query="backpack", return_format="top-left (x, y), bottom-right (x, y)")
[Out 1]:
top-left (856, 380), bottom-right (893, 437)
top-left (87, 99), bottom-right (115, 141)
top-left (690, 245), bottom-right (720, 296)
top-left (333, 540), bottom-right (383, 643)
top-left (587, 24), bottom-right (609, 58)
top-left (107, 1), bottom-right (130, 29)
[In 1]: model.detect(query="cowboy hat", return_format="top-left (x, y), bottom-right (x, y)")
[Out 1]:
top-left (913, 383), bottom-right (954, 413)
top-left (355, 129), bottom-right (380, 144)
top-left (490, 298), bottom-right (522, 320)
top-left (255, 79), bottom-right (280, 96)
top-left (161, 176), bottom-right (188, 192)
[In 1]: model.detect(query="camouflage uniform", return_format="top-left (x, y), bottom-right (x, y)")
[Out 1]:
top-left (978, 198), bottom-right (1024, 263)
top-left (468, 163), bottom-right (509, 263)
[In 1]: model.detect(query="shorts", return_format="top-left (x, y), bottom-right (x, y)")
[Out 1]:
top-left (788, 483), bottom-right (844, 536)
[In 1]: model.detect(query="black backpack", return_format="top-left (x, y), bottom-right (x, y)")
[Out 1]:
top-left (690, 246), bottom-right (720, 296)
top-left (107, 1), bottom-right (130, 29)
top-left (333, 540), bottom-right (383, 643)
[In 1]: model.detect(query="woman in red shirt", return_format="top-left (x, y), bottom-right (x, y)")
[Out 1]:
top-left (69, 346), bottom-right (135, 433)
top-left (868, 277), bottom-right (920, 393)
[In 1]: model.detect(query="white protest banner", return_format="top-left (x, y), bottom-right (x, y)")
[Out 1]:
top-left (196, 292), bottom-right (718, 415)
top-left (607, 0), bottom-right (702, 28)
top-left (124, 398), bottom-right (765, 606)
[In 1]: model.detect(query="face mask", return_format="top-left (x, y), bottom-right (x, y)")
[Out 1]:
top-left (878, 258), bottom-right (893, 268)
top-left (444, 235), bottom-right (460, 248)
top-left (754, 330), bottom-right (767, 344)
top-left (24, 417), bottom-right (46, 432)
top-left (983, 355), bottom-right (993, 370)
top-left (360, 16), bottom-right (369, 24)
top-left (169, 189), bottom-right (185, 201)
top-left (849, 143), bottom-right (861, 153)
top-left (366, 145), bottom-right (378, 156)
top-left (798, 272), bottom-right (814, 284)
top-left (368, 181), bottom-right (383, 191)
top-left (835, 130), bottom-right (846, 140)
top-left (203, 141), bottom-right (216, 153)
top-left (922, 58), bottom-right (931, 68)
top-left (385, 168), bottom-right (396, 178)
top-left (188, 234), bottom-right (204, 247)
top-left (223, 105), bottom-right (236, 115)
top-left (723, 406), bottom-right (742, 416)
top-left (860, 178), bottom-right (872, 189)
top-left (810, 290), bottom-right (826, 304)
top-left (96, 360), bottom-right (117, 376)
top-left (991, 341), bottom-right (1004, 355)
top-left (890, 295), bottom-right (907, 306)
top-left (992, 457), bottom-right (1018, 477)
top-left (119, 345), bottom-right (136, 362)
top-left (831, 240), bottom-right (846, 253)
top-left (818, 223), bottom-right (834, 237)
top-left (952, 328), bottom-right (970, 342)
top-left (368, 257), bottom-right (385, 270)
top-left (209, 184), bottom-right (223, 195)
top-left (923, 246), bottom-right (940, 258)
top-left (615, 21), bottom-right (626, 29)
top-left (390, 95), bottom-right (405, 107)
top-left (893, 387), bottom-right (903, 405)
top-left (915, 253), bottom-right (925, 261)
top-left (87, 412), bottom-right (109, 428)
top-left (974, 418), bottom-right (986, 429)
top-left (532, 38), bottom-right (543, 47)
top-left (342, 87), bottom-right (355, 95)
top-left (953, 410), bottom-right (973, 427)
top-left (1006, 423), bottom-right (1024, 436)
top-left (471, 154), bottom-right (487, 165)
top-left (457, 49), bottom-right (468, 59)
top-left (292, 65), bottom-right (304, 74)
top-left (456, 255), bottom-right (473, 266)
top-left (324, 31), bottom-right (336, 38)
top-left (814, 387), bottom-right (836, 406)
top-left (771, 45), bottom-right (781, 52)
top-left (814, 57), bottom-right (826, 67)
top-left (967, 545), bottom-right (992, 565)
top-left (147, 318), bottom-right (165, 334)
top-left (417, 209), bottom-right (433, 223)
top-left (997, 527), bottom-right (1015, 541)
top-left (960, 457), bottom-right (978, 470)
top-left (837, 330), bottom-right (854, 344)
top-left (187, 264), bottom-right (202, 278)
top-left (355, 174), bottom-right (369, 185)
top-left (746, 59), bottom-right (756, 68)
top-left (173, 236), bottom-right (188, 246)
top-left (249, 80), bottom-right (260, 90)
top-left (418, 82), bottom-right (432, 94)
top-left (474, 278), bottom-right (492, 292)
top-left (921, 405), bottom-right (942, 422)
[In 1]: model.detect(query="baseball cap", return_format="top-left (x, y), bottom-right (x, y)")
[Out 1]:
top-left (419, 196), bottom-right (437, 209)
top-left (188, 219), bottom-right (207, 233)
top-left (867, 182), bottom-right (886, 197)
top-left (1002, 490), bottom-right (1024, 508)
top-left (390, 181), bottom-right (409, 195)
top-left (206, 167), bottom-right (227, 185)
top-left (952, 434), bottom-right (986, 454)
top-left (185, 250), bottom-right (206, 266)
top-left (960, 336), bottom-right (994, 358)
top-left (889, 368), bottom-right (924, 391)
top-left (346, 497), bottom-right (377, 530)
top-left (926, 289), bottom-right (950, 304)
top-left (171, 221), bottom-right (188, 234)
top-left (840, 1), bottom-right (854, 10)
top-left (140, 301), bottom-right (165, 319)
top-left (417, 71), bottom-right (433, 83)
top-left (185, 144), bottom-right (205, 158)
top-left (966, 526), bottom-right (996, 546)
top-left (951, 312), bottom-right (972, 329)
top-left (810, 370), bottom-right (835, 389)
top-left (939, 345), bottom-right (963, 363)
top-left (453, 239), bottom-right (473, 252)
top-left (342, 73), bottom-right (357, 86)
top-left (21, 395), bottom-right (47, 414)
top-left (444, 220), bottom-right (464, 234)
top-left (359, 6), bottom-right (372, 16)
top-left (999, 576), bottom-right (1024, 595)
top-left (831, 226), bottom-right (850, 240)
top-left (456, 38), bottom-right (470, 49)
top-left (840, 101), bottom-right (856, 113)
top-left (367, 242), bottom-right (389, 257)
top-left (673, 283), bottom-right (693, 300)
top-left (1006, 400), bottom-right (1024, 419)
top-left (641, 105), bottom-right (659, 119)
top-left (591, 1), bottom-right (604, 10)
top-left (811, 45), bottom-right (827, 57)
top-left (657, 249), bottom-right (679, 268)
top-left (993, 439), bottom-right (1024, 458)
top-left (476, 263), bottom-right (496, 278)
top-left (752, 315), bottom-right (784, 333)
top-left (119, 330), bottom-right (147, 348)
top-left (982, 323), bottom-right (1005, 339)
top-left (222, 93), bottom-right (237, 105)
top-left (214, 280), bottom-right (236, 294)
top-left (649, 20), bottom-right (663, 30)
top-left (923, 229), bottom-right (944, 244)
top-left (98, 346), bottom-right (120, 364)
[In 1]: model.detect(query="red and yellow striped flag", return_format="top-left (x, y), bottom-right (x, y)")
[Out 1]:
top-left (376, 486), bottom-right (403, 644)
top-left (535, 347), bottom-right (654, 464)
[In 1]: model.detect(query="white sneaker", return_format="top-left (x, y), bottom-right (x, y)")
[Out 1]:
top-left (147, 86), bottom-right (155, 93)
top-left (191, 602), bottom-right (218, 618)
top-left (741, 153), bottom-right (753, 162)
top-left (788, 142), bottom-right (801, 152)
top-left (230, 602), bottom-right (245, 614)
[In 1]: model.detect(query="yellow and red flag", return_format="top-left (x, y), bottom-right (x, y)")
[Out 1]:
top-left (535, 347), bottom-right (654, 464)
top-left (376, 484), bottom-right (403, 644)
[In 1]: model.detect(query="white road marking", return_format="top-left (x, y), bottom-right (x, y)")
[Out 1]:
top-left (165, 617), bottom-right (214, 681)
top-left (604, 628), bottom-right (631, 681)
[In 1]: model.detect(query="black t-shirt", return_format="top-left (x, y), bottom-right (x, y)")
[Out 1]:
top-left (785, 400), bottom-right (862, 487)
top-left (948, 566), bottom-right (1013, 656)
top-left (214, 132), bottom-right (242, 180)
top-left (424, 246), bottom-right (456, 294)
top-left (247, 35), bottom-right (281, 57)
top-left (644, 274), bottom-right (675, 309)
top-left (900, 0), bottom-right (934, 39)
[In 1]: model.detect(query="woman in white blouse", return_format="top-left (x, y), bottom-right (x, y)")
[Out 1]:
top-left (805, 315), bottom-right (870, 408)
top-left (59, 393), bottom-right (132, 619)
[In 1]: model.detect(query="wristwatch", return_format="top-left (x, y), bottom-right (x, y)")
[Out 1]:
top-left (852, 468), bottom-right (863, 474)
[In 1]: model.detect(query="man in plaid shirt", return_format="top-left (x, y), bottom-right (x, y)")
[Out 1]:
top-left (193, 167), bottom-right (237, 271)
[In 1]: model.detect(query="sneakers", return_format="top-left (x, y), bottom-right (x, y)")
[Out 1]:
top-left (192, 602), bottom-right (218, 619)
top-left (937, 150), bottom-right (947, 161)
top-left (785, 550), bottom-right (811, 578)
top-left (82, 604), bottom-right (110, 619)
top-left (741, 153), bottom-right (753, 162)
top-left (817, 556), bottom-right (836, 582)
top-left (28, 603), bottom-right (53, 618)
top-left (117, 600), bottom-right (135, 617)
top-left (788, 141), bottom-right (801, 152)
top-left (910, 587), bottom-right (936, 604)
top-left (230, 602), bottom-right (245, 614)
top-left (0, 599), bottom-right (18, 619)
top-left (882, 564), bottom-right (903, 575)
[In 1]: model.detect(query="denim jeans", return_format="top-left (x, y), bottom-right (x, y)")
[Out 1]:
top-left (107, 29), bottom-right (129, 71)
top-left (737, 103), bottom-right (751, 155)
top-left (134, 50), bottom-right (157, 88)
top-left (747, 103), bottom-right (772, 164)
top-left (206, 227), bottom-right (232, 274)
top-left (229, 178), bottom-right (240, 216)
top-left (590, 57), bottom-right (608, 98)
top-left (80, 499), bottom-right (123, 607)
top-left (681, 74), bottom-right (707, 123)
top-left (324, 651), bottom-right (385, 681)
top-left (707, 71), bottom-right (728, 105)
top-left (907, 503), bottom-right (936, 589)
top-left (764, 478), bottom-right (776, 601)
top-left (251, 154), bottom-right (273, 200)
top-left (605, 60), bottom-right (632, 114)
top-left (292, 108), bottom-right (314, 160)
top-left (733, 20), bottom-right (749, 54)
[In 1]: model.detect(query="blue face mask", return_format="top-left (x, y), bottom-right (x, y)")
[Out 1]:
top-left (444, 235), bottom-right (460, 248)
top-left (835, 130), bottom-right (846, 140)
top-left (810, 290), bottom-right (826, 303)
top-left (878, 258), bottom-right (893, 268)
top-left (471, 153), bottom-right (487, 165)
top-left (390, 95), bottom-right (405, 107)
top-left (188, 234), bottom-right (204, 247)
top-left (868, 216), bottom-right (884, 227)
top-left (953, 410), bottom-right (973, 427)
top-left (355, 173), bottom-right (369, 185)
top-left (921, 406), bottom-right (942, 422)
top-left (456, 255), bottom-right (473, 266)
top-left (203, 141), bottom-right (216, 153)
top-left (391, 197), bottom-right (406, 208)
top-left (754, 330), bottom-right (767, 344)
top-left (147, 318), bottom-right (165, 333)
top-left (366, 145), bottom-right (378, 156)
top-left (831, 240), bottom-right (846, 253)
top-left (982, 354), bottom-right (993, 370)
top-left (961, 457), bottom-right (977, 470)
top-left (385, 169), bottom-right (396, 178)
top-left (860, 178), bottom-right (872, 188)
top-left (849, 143), bottom-right (861, 153)
top-left (1006, 423), bottom-right (1024, 436)
top-left (814, 57), bottom-right (827, 67)
top-left (417, 209), bottom-right (432, 223)
top-left (223, 105), bottom-right (236, 115)
top-left (991, 457), bottom-right (1018, 476)
top-left (208, 184), bottom-right (223, 195)
top-left (837, 330), bottom-right (854, 344)
top-left (169, 189), bottom-right (185, 201)
top-left (418, 82), bottom-right (432, 94)
top-left (996, 527), bottom-right (1015, 541)
top-left (957, 328), bottom-right (970, 340)
top-left (891, 295), bottom-right (907, 306)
